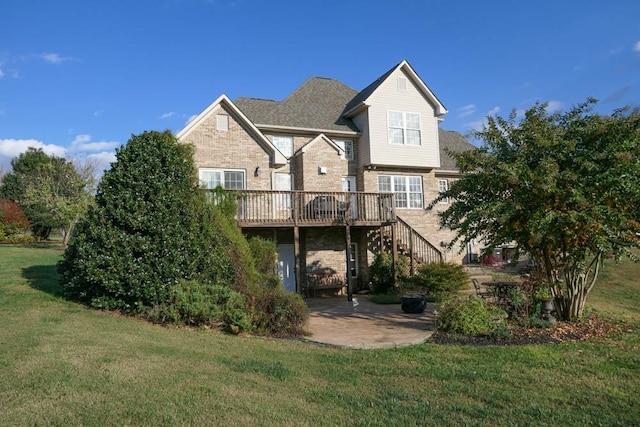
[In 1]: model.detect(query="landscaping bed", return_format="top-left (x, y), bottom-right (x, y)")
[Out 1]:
top-left (430, 316), bottom-right (621, 345)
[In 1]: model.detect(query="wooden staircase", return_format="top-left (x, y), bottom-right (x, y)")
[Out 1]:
top-left (370, 216), bottom-right (443, 274)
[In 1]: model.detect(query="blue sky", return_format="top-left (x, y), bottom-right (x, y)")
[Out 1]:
top-left (1, 0), bottom-right (639, 172)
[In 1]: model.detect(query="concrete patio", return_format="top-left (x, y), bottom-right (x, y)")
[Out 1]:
top-left (303, 295), bottom-right (437, 349)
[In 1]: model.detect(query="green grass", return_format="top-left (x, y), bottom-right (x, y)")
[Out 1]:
top-left (1, 244), bottom-right (639, 426)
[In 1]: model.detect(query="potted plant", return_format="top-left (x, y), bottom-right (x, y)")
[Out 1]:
top-left (535, 286), bottom-right (556, 323)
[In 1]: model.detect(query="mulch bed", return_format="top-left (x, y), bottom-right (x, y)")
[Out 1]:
top-left (429, 317), bottom-right (621, 345)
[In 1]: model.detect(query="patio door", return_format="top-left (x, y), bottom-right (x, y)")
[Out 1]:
top-left (277, 244), bottom-right (296, 293)
top-left (274, 173), bottom-right (293, 220)
top-left (341, 176), bottom-right (357, 219)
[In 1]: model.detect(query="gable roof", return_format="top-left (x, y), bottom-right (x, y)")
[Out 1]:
top-left (437, 129), bottom-right (476, 172)
top-left (235, 77), bottom-right (360, 133)
top-left (176, 94), bottom-right (287, 166)
top-left (296, 133), bottom-right (344, 155)
top-left (343, 60), bottom-right (447, 117)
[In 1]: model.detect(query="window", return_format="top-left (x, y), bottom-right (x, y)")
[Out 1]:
top-left (216, 114), bottom-right (229, 131)
top-left (348, 243), bottom-right (358, 278)
top-left (334, 140), bottom-right (354, 160)
top-left (387, 111), bottom-right (421, 146)
top-left (438, 179), bottom-right (449, 204)
top-left (273, 135), bottom-right (293, 157)
top-left (378, 175), bottom-right (423, 208)
top-left (199, 168), bottom-right (245, 190)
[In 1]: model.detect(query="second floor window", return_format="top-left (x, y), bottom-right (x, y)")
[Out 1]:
top-left (388, 111), bottom-right (421, 146)
top-left (335, 140), bottom-right (354, 161)
top-left (199, 168), bottom-right (245, 190)
top-left (438, 179), bottom-right (449, 204)
top-left (378, 175), bottom-right (423, 209)
top-left (273, 135), bottom-right (294, 157)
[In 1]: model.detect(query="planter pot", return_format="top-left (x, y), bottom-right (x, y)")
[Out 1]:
top-left (401, 294), bottom-right (426, 314)
top-left (540, 298), bottom-right (554, 313)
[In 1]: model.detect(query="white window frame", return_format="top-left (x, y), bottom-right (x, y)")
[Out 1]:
top-left (438, 179), bottom-right (449, 204)
top-left (216, 114), bottom-right (229, 131)
top-left (387, 110), bottom-right (421, 146)
top-left (273, 135), bottom-right (294, 158)
top-left (377, 175), bottom-right (423, 209)
top-left (334, 139), bottom-right (354, 161)
top-left (199, 168), bottom-right (245, 190)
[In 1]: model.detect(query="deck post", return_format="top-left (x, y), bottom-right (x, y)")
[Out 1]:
top-left (293, 226), bottom-right (302, 294)
top-left (345, 224), bottom-right (353, 302)
top-left (409, 225), bottom-right (414, 275)
top-left (391, 223), bottom-right (398, 286)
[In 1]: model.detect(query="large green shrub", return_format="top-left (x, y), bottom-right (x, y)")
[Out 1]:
top-left (58, 130), bottom-right (307, 337)
top-left (59, 131), bottom-right (208, 310)
top-left (404, 262), bottom-right (468, 301)
top-left (369, 252), bottom-right (408, 294)
top-left (438, 297), bottom-right (505, 335)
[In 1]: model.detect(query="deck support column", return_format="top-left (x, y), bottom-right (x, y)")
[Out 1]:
top-left (345, 225), bottom-right (353, 302)
top-left (391, 223), bottom-right (398, 286)
top-left (293, 226), bottom-right (302, 294)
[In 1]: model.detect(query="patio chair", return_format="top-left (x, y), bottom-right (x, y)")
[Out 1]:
top-left (472, 278), bottom-right (491, 300)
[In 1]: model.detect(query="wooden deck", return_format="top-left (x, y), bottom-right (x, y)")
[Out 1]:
top-left (223, 190), bottom-right (397, 228)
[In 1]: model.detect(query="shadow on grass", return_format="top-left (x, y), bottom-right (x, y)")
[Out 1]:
top-left (22, 264), bottom-right (64, 297)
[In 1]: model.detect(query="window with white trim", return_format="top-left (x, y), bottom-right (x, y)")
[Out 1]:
top-left (273, 135), bottom-right (293, 157)
top-left (216, 114), bottom-right (229, 131)
top-left (387, 111), bottom-right (421, 146)
top-left (334, 139), bottom-right (354, 161)
top-left (378, 175), bottom-right (423, 208)
top-left (438, 179), bottom-right (449, 204)
top-left (199, 168), bottom-right (245, 190)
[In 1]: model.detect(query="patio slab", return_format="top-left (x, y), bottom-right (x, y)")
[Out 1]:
top-left (303, 295), bottom-right (436, 349)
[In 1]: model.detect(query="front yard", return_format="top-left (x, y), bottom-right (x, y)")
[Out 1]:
top-left (1, 244), bottom-right (639, 425)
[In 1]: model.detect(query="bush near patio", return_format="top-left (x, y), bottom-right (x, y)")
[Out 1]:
top-left (58, 130), bottom-right (307, 336)
top-left (402, 262), bottom-right (468, 302)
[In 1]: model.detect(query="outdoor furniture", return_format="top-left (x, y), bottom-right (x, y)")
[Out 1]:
top-left (482, 281), bottom-right (520, 305)
top-left (305, 272), bottom-right (346, 298)
top-left (472, 278), bottom-right (492, 300)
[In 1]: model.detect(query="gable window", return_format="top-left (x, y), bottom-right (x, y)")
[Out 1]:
top-left (387, 111), bottom-right (421, 146)
top-left (199, 168), bottom-right (245, 190)
top-left (273, 135), bottom-right (294, 158)
top-left (335, 139), bottom-right (354, 161)
top-left (216, 114), bottom-right (229, 131)
top-left (378, 175), bottom-right (423, 208)
top-left (438, 179), bottom-right (449, 204)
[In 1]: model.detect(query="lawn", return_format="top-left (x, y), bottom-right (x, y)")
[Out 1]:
top-left (1, 244), bottom-right (639, 426)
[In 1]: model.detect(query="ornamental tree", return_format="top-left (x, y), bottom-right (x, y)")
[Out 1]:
top-left (431, 99), bottom-right (640, 320)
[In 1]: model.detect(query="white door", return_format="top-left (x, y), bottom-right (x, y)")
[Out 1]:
top-left (274, 173), bottom-right (293, 220)
top-left (277, 244), bottom-right (296, 293)
top-left (341, 176), bottom-right (357, 219)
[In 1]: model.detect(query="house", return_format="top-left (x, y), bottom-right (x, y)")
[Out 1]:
top-left (176, 60), bottom-right (476, 298)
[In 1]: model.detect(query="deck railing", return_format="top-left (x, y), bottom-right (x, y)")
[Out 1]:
top-left (219, 190), bottom-right (396, 226)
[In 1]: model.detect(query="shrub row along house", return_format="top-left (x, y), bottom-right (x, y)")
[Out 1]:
top-left (177, 60), bottom-right (476, 298)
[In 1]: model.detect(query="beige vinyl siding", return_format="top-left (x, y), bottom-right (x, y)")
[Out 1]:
top-left (366, 68), bottom-right (440, 168)
top-left (352, 111), bottom-right (370, 167)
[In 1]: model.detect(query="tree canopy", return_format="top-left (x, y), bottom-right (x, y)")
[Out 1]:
top-left (0, 148), bottom-right (89, 242)
top-left (431, 99), bottom-right (640, 319)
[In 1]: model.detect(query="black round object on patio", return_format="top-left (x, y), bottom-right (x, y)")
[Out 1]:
top-left (401, 294), bottom-right (426, 314)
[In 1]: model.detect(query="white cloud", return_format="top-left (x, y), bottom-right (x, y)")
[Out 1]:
top-left (457, 104), bottom-right (476, 117)
top-left (86, 151), bottom-right (117, 172)
top-left (634, 41), bottom-right (640, 52)
top-left (38, 52), bottom-right (74, 64)
top-left (159, 111), bottom-right (175, 119)
top-left (70, 134), bottom-right (119, 152)
top-left (545, 100), bottom-right (563, 112)
top-left (487, 106), bottom-right (500, 116)
top-left (0, 138), bottom-right (67, 171)
top-left (463, 119), bottom-right (487, 132)
top-left (185, 114), bottom-right (198, 125)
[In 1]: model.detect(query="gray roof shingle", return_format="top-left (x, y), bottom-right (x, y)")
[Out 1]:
top-left (235, 77), bottom-right (359, 132)
top-left (438, 129), bottom-right (476, 171)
